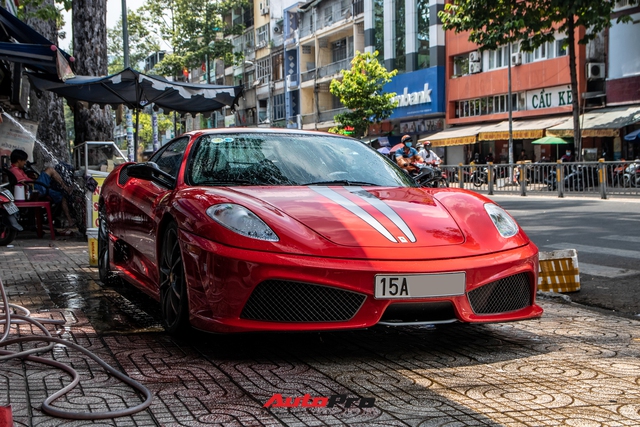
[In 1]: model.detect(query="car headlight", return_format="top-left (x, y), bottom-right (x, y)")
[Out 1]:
top-left (206, 203), bottom-right (279, 241)
top-left (484, 203), bottom-right (519, 238)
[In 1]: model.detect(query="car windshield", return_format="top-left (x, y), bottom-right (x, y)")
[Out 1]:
top-left (188, 133), bottom-right (416, 187)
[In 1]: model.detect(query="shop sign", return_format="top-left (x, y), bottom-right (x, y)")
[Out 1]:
top-left (527, 85), bottom-right (572, 110)
top-left (384, 67), bottom-right (445, 119)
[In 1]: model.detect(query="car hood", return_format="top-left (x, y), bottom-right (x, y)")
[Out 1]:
top-left (232, 186), bottom-right (465, 248)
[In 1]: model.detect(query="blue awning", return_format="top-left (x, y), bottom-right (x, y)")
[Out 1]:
top-left (624, 128), bottom-right (640, 142)
top-left (0, 6), bottom-right (73, 79)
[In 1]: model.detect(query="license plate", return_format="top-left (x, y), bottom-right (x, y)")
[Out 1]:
top-left (374, 272), bottom-right (466, 299)
top-left (4, 201), bottom-right (19, 215)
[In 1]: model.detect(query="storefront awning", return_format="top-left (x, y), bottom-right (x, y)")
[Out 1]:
top-left (0, 6), bottom-right (74, 79)
top-left (418, 125), bottom-right (483, 147)
top-left (478, 116), bottom-right (571, 141)
top-left (546, 106), bottom-right (640, 138)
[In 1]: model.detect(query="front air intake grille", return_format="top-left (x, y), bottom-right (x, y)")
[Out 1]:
top-left (118, 166), bottom-right (131, 186)
top-left (240, 280), bottom-right (366, 322)
top-left (380, 302), bottom-right (456, 324)
top-left (467, 273), bottom-right (532, 315)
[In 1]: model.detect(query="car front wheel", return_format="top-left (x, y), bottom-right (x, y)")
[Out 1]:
top-left (98, 205), bottom-right (118, 285)
top-left (159, 222), bottom-right (190, 335)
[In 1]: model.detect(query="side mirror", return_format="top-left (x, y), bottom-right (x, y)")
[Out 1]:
top-left (127, 162), bottom-right (176, 188)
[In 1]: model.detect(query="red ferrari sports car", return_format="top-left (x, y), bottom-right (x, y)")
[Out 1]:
top-left (98, 129), bottom-right (542, 335)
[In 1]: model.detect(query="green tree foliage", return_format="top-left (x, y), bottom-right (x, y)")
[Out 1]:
top-left (329, 51), bottom-right (398, 138)
top-left (107, 9), bottom-right (161, 73)
top-left (136, 111), bottom-right (174, 150)
top-left (18, 0), bottom-right (70, 40)
top-left (142, 0), bottom-right (249, 78)
top-left (439, 0), bottom-right (634, 160)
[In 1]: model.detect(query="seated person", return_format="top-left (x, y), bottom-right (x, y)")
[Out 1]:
top-left (395, 135), bottom-right (424, 173)
top-left (9, 149), bottom-right (75, 228)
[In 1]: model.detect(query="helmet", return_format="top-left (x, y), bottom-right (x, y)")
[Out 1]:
top-left (424, 140), bottom-right (432, 147)
top-left (401, 135), bottom-right (412, 144)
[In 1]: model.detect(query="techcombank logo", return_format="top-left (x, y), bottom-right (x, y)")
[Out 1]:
top-left (264, 393), bottom-right (375, 409)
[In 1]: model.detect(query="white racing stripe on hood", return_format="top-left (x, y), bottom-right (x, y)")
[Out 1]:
top-left (347, 187), bottom-right (416, 243)
top-left (309, 186), bottom-right (398, 243)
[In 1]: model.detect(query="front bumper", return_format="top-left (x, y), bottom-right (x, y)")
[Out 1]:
top-left (179, 230), bottom-right (542, 333)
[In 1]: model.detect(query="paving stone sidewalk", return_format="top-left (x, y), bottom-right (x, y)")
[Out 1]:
top-left (2, 236), bottom-right (640, 427)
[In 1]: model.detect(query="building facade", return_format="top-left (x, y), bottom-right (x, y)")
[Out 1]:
top-left (433, 0), bottom-right (640, 164)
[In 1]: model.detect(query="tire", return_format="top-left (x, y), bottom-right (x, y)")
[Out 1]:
top-left (472, 175), bottom-right (483, 187)
top-left (159, 222), bottom-right (190, 335)
top-left (0, 219), bottom-right (17, 246)
top-left (98, 205), bottom-right (119, 286)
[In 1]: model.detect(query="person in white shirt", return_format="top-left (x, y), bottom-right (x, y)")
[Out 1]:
top-left (416, 141), bottom-right (442, 165)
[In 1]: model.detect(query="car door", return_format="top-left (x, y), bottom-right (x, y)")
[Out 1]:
top-left (120, 137), bottom-right (190, 287)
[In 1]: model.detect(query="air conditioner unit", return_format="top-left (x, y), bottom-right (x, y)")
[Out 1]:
top-left (587, 62), bottom-right (605, 80)
top-left (511, 52), bottom-right (522, 66)
top-left (273, 26), bottom-right (281, 33)
top-left (469, 51), bottom-right (480, 62)
top-left (286, 74), bottom-right (298, 88)
top-left (469, 62), bottom-right (482, 74)
top-left (261, 7), bottom-right (269, 15)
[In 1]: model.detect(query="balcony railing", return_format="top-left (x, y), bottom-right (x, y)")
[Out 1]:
top-left (301, 113), bottom-right (316, 125)
top-left (353, 0), bottom-right (364, 16)
top-left (318, 107), bottom-right (348, 123)
top-left (301, 70), bottom-right (315, 82)
top-left (317, 57), bottom-right (352, 79)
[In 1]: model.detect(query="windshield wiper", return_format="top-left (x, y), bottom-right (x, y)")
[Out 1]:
top-left (198, 179), bottom-right (255, 186)
top-left (303, 180), bottom-right (378, 186)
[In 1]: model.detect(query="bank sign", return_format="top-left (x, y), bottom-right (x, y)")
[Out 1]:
top-left (526, 85), bottom-right (572, 110)
top-left (383, 67), bottom-right (445, 120)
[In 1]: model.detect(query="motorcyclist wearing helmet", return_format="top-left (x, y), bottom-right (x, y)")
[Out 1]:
top-left (417, 140), bottom-right (442, 166)
top-left (395, 135), bottom-right (424, 173)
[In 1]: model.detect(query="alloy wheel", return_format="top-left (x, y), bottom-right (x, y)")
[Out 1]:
top-left (159, 223), bottom-right (189, 334)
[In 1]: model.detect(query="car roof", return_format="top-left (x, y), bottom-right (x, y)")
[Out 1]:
top-left (183, 127), bottom-right (358, 140)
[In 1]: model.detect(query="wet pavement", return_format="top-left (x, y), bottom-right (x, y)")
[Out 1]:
top-left (2, 235), bottom-right (640, 426)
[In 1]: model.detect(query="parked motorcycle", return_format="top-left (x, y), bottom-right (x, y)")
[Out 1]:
top-left (0, 183), bottom-right (23, 246)
top-left (623, 161), bottom-right (640, 188)
top-left (470, 166), bottom-right (495, 187)
top-left (545, 164), bottom-right (590, 191)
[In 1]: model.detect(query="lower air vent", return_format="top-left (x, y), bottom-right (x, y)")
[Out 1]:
top-left (241, 280), bottom-right (366, 322)
top-left (467, 273), bottom-right (532, 315)
top-left (380, 302), bottom-right (456, 324)
top-left (118, 165), bottom-right (131, 186)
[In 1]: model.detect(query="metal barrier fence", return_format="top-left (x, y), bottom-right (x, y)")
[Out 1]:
top-left (440, 160), bottom-right (640, 198)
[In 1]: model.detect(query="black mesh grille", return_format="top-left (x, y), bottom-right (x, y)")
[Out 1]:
top-left (241, 280), bottom-right (366, 322)
top-left (467, 273), bottom-right (532, 315)
top-left (380, 302), bottom-right (456, 323)
top-left (118, 166), bottom-right (131, 186)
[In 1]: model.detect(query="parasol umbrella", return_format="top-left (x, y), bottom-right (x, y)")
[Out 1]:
top-left (531, 136), bottom-right (569, 160)
top-left (624, 129), bottom-right (640, 142)
top-left (390, 143), bottom-right (405, 153)
top-left (27, 67), bottom-right (243, 161)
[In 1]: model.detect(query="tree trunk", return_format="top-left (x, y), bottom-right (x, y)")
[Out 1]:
top-left (567, 17), bottom-right (582, 161)
top-left (72, 0), bottom-right (113, 144)
top-left (25, 0), bottom-right (68, 165)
